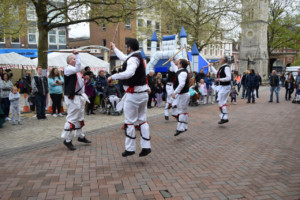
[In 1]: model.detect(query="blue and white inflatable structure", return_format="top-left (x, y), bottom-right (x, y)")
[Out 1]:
top-left (146, 26), bottom-right (209, 74)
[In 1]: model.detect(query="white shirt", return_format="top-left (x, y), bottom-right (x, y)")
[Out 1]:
top-left (171, 61), bottom-right (188, 94)
top-left (64, 54), bottom-right (85, 94)
top-left (210, 64), bottom-right (231, 82)
top-left (111, 48), bottom-right (148, 92)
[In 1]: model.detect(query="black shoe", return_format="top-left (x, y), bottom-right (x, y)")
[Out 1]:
top-left (122, 150), bottom-right (135, 157)
top-left (78, 137), bottom-right (91, 143)
top-left (90, 112), bottom-right (96, 114)
top-left (165, 116), bottom-right (169, 120)
top-left (268, 101), bottom-right (273, 103)
top-left (247, 101), bottom-right (250, 103)
top-left (139, 148), bottom-right (151, 157)
top-left (86, 111), bottom-right (90, 115)
top-left (63, 140), bottom-right (76, 150)
top-left (174, 130), bottom-right (185, 136)
top-left (218, 119), bottom-right (229, 124)
top-left (276, 101), bottom-right (279, 103)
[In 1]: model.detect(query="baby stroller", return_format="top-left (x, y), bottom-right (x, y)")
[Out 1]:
top-left (103, 98), bottom-right (122, 116)
top-left (189, 85), bottom-right (200, 107)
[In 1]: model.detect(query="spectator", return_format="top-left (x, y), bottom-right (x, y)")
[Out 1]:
top-left (241, 71), bottom-right (248, 99)
top-left (269, 70), bottom-right (280, 103)
top-left (230, 86), bottom-right (238, 104)
top-left (23, 71), bottom-right (32, 94)
top-left (32, 66), bottom-right (48, 120)
top-left (147, 70), bottom-right (156, 108)
top-left (196, 68), bottom-right (205, 83)
top-left (255, 72), bottom-right (262, 98)
top-left (204, 71), bottom-right (214, 104)
top-left (96, 70), bottom-right (108, 111)
top-left (295, 68), bottom-right (300, 88)
top-left (85, 71), bottom-right (96, 115)
top-left (48, 68), bottom-right (64, 117)
top-left (246, 69), bottom-right (258, 104)
top-left (284, 72), bottom-right (295, 101)
top-left (84, 66), bottom-right (91, 75)
top-left (279, 72), bottom-right (285, 88)
top-left (235, 73), bottom-right (242, 92)
top-left (0, 68), bottom-right (4, 80)
top-left (198, 79), bottom-right (207, 104)
top-left (154, 79), bottom-right (164, 107)
top-left (0, 73), bottom-right (13, 121)
top-left (294, 84), bottom-right (300, 103)
top-left (103, 80), bottom-right (121, 115)
top-left (9, 86), bottom-right (22, 125)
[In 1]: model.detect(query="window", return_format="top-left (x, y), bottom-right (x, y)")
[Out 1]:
top-left (11, 35), bottom-right (20, 43)
top-left (210, 49), bottom-right (213, 55)
top-left (28, 27), bottom-right (37, 44)
top-left (49, 29), bottom-right (56, 44)
top-left (157, 41), bottom-right (160, 51)
top-left (58, 29), bottom-right (66, 44)
top-left (0, 32), bottom-right (4, 43)
top-left (147, 20), bottom-right (151, 27)
top-left (27, 4), bottom-right (36, 21)
top-left (138, 19), bottom-right (144, 27)
top-left (215, 50), bottom-right (218, 56)
top-left (204, 49), bottom-right (207, 55)
top-left (138, 40), bottom-right (143, 49)
top-left (147, 40), bottom-right (151, 50)
top-left (125, 18), bottom-right (131, 29)
top-left (102, 39), bottom-right (106, 47)
top-left (220, 50), bottom-right (223, 56)
top-left (102, 24), bottom-right (106, 31)
top-left (155, 22), bottom-right (160, 31)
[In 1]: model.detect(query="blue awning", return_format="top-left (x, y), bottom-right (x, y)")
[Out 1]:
top-left (0, 49), bottom-right (38, 57)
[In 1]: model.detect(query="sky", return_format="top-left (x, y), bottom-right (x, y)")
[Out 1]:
top-left (68, 22), bottom-right (90, 38)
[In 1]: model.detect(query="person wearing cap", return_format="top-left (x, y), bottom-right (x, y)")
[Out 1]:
top-left (61, 50), bottom-right (92, 151)
top-left (108, 39), bottom-right (151, 157)
top-left (209, 55), bottom-right (231, 124)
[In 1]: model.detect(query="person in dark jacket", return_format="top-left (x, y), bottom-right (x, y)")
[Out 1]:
top-left (196, 68), bottom-right (206, 83)
top-left (103, 80), bottom-right (121, 115)
top-left (284, 72), bottom-right (295, 101)
top-left (241, 71), bottom-right (248, 99)
top-left (147, 70), bottom-right (155, 108)
top-left (246, 69), bottom-right (259, 103)
top-left (269, 70), bottom-right (280, 103)
top-left (96, 70), bottom-right (108, 111)
top-left (255, 72), bottom-right (262, 98)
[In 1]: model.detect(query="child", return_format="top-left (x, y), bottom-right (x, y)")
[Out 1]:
top-left (9, 86), bottom-right (22, 125)
top-left (230, 86), bottom-right (239, 104)
top-left (198, 79), bottom-right (207, 104)
top-left (155, 79), bottom-right (164, 107)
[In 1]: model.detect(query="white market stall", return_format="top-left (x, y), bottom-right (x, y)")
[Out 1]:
top-left (33, 52), bottom-right (110, 73)
top-left (0, 52), bottom-right (36, 70)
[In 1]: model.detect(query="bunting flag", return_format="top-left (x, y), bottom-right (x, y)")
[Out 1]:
top-left (19, 64), bottom-right (22, 69)
top-left (6, 65), bottom-right (10, 69)
top-left (28, 66), bottom-right (32, 70)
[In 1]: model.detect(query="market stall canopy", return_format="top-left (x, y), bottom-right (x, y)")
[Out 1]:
top-left (0, 52), bottom-right (36, 66)
top-left (33, 52), bottom-right (110, 72)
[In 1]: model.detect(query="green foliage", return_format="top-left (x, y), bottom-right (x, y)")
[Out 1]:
top-left (292, 54), bottom-right (300, 66)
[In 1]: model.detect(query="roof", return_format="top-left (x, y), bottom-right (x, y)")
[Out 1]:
top-left (162, 35), bottom-right (176, 41)
top-left (191, 43), bottom-right (199, 55)
top-left (151, 31), bottom-right (158, 42)
top-left (180, 26), bottom-right (187, 38)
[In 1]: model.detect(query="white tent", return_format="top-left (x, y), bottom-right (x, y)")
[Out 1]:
top-left (33, 52), bottom-right (110, 72)
top-left (0, 52), bottom-right (36, 69)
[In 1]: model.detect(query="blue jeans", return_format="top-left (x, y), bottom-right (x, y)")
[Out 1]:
top-left (35, 94), bottom-right (46, 119)
top-left (1, 98), bottom-right (10, 117)
top-left (247, 87), bottom-right (255, 103)
top-left (270, 87), bottom-right (279, 102)
top-left (242, 85), bottom-right (247, 98)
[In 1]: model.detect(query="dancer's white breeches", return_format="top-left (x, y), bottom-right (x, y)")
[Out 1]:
top-left (217, 85), bottom-right (231, 120)
top-left (176, 92), bottom-right (190, 131)
top-left (124, 92), bottom-right (151, 151)
top-left (109, 95), bottom-right (119, 108)
top-left (61, 95), bottom-right (86, 140)
top-left (165, 84), bottom-right (174, 116)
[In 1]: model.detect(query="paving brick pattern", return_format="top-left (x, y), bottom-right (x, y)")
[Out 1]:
top-left (0, 87), bottom-right (299, 200)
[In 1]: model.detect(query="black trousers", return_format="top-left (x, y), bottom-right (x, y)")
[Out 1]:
top-left (87, 95), bottom-right (95, 113)
top-left (50, 93), bottom-right (62, 114)
top-left (147, 92), bottom-right (155, 107)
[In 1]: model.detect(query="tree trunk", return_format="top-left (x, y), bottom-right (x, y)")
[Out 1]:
top-left (36, 0), bottom-right (48, 69)
top-left (37, 27), bottom-right (48, 69)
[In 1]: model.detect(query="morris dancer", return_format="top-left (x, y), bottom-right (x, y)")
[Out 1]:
top-left (61, 50), bottom-right (91, 150)
top-left (169, 58), bottom-right (190, 136)
top-left (164, 60), bottom-right (177, 120)
top-left (210, 55), bottom-right (231, 124)
top-left (108, 39), bottom-right (151, 157)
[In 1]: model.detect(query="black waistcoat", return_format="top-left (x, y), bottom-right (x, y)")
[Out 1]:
top-left (173, 68), bottom-right (189, 94)
top-left (217, 65), bottom-right (231, 86)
